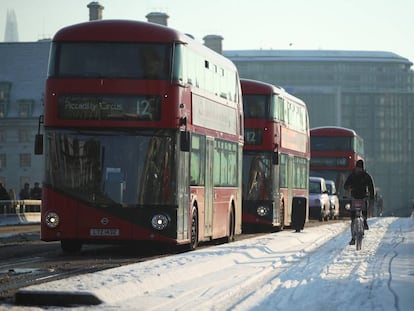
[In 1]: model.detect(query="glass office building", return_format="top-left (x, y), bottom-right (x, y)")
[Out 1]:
top-left (225, 50), bottom-right (414, 216)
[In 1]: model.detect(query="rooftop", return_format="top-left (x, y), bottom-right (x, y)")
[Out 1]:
top-left (224, 49), bottom-right (413, 65)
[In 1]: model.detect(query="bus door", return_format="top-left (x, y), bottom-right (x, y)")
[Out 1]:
top-left (178, 133), bottom-right (190, 241)
top-left (204, 136), bottom-right (214, 237)
top-left (286, 155), bottom-right (294, 224)
top-left (272, 160), bottom-right (280, 225)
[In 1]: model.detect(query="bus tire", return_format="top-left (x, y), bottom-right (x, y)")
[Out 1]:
top-left (190, 207), bottom-right (199, 250)
top-left (61, 240), bottom-right (82, 253)
top-left (226, 206), bottom-right (235, 243)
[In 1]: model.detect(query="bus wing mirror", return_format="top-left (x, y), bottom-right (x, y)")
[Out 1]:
top-left (34, 134), bottom-right (43, 155)
top-left (180, 131), bottom-right (190, 152)
top-left (34, 115), bottom-right (44, 155)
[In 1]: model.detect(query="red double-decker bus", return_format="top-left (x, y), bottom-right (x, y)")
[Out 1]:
top-left (36, 20), bottom-right (243, 252)
top-left (310, 126), bottom-right (365, 217)
top-left (241, 79), bottom-right (310, 230)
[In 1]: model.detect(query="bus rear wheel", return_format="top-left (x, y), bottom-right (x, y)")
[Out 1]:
top-left (226, 207), bottom-right (235, 243)
top-left (190, 207), bottom-right (199, 250)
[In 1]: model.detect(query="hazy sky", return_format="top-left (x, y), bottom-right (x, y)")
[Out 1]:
top-left (1, 0), bottom-right (413, 63)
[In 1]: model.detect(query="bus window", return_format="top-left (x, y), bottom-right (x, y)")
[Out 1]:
top-left (141, 45), bottom-right (169, 79)
top-left (243, 94), bottom-right (267, 118)
top-left (190, 135), bottom-right (206, 186)
top-left (51, 42), bottom-right (170, 79)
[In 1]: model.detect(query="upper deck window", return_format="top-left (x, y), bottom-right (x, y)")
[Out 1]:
top-left (49, 42), bottom-right (171, 79)
top-left (311, 136), bottom-right (352, 151)
top-left (173, 43), bottom-right (240, 103)
top-left (243, 94), bottom-right (268, 118)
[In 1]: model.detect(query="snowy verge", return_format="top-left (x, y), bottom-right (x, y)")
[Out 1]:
top-left (0, 213), bottom-right (40, 226)
top-left (13, 221), bottom-right (349, 308)
top-left (9, 217), bottom-right (413, 311)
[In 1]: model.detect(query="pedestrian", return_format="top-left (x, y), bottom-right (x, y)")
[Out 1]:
top-left (19, 182), bottom-right (31, 200)
top-left (0, 182), bottom-right (11, 213)
top-left (0, 182), bottom-right (10, 200)
top-left (30, 182), bottom-right (42, 200)
top-left (8, 188), bottom-right (16, 213)
top-left (8, 188), bottom-right (16, 200)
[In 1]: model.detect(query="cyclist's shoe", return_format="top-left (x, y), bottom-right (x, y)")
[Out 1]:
top-left (349, 239), bottom-right (355, 245)
top-left (364, 221), bottom-right (369, 230)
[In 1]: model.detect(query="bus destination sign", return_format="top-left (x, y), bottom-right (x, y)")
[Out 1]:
top-left (244, 128), bottom-right (263, 145)
top-left (58, 95), bottom-right (161, 121)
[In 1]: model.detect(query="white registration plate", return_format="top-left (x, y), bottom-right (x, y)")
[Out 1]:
top-left (90, 228), bottom-right (120, 236)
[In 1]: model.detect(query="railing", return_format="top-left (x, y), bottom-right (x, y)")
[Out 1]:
top-left (0, 200), bottom-right (41, 226)
top-left (0, 200), bottom-right (42, 214)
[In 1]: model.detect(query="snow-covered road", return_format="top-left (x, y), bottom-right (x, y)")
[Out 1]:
top-left (5, 216), bottom-right (413, 311)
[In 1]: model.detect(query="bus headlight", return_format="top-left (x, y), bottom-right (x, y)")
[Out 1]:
top-left (256, 206), bottom-right (270, 217)
top-left (45, 212), bottom-right (60, 228)
top-left (151, 214), bottom-right (170, 230)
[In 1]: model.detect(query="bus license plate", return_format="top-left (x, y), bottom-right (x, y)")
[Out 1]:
top-left (90, 228), bottom-right (120, 236)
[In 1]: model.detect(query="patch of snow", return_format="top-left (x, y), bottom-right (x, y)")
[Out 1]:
top-left (3, 217), bottom-right (413, 311)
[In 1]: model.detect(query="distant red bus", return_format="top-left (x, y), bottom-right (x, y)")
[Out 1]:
top-left (310, 126), bottom-right (365, 216)
top-left (241, 79), bottom-right (310, 230)
top-left (37, 20), bottom-right (243, 252)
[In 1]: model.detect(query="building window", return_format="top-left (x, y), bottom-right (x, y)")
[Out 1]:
top-left (0, 130), bottom-right (5, 142)
top-left (18, 129), bottom-right (31, 143)
top-left (18, 99), bottom-right (34, 118)
top-left (19, 153), bottom-right (31, 168)
top-left (0, 154), bottom-right (6, 168)
top-left (0, 104), bottom-right (6, 118)
top-left (0, 82), bottom-right (11, 118)
top-left (0, 82), bottom-right (11, 102)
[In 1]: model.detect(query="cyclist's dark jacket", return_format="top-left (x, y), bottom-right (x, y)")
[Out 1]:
top-left (344, 170), bottom-right (375, 199)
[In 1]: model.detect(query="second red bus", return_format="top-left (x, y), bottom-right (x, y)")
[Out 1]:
top-left (241, 79), bottom-right (310, 231)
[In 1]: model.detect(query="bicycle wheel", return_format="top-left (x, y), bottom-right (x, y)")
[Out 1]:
top-left (356, 234), bottom-right (363, 250)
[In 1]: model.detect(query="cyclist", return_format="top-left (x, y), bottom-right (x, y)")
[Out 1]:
top-left (344, 159), bottom-right (375, 245)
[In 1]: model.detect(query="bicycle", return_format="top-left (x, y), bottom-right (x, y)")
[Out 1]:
top-left (346, 198), bottom-right (366, 250)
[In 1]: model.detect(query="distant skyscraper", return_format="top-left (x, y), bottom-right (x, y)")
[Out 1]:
top-left (4, 9), bottom-right (19, 42)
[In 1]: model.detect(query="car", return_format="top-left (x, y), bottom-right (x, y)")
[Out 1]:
top-left (325, 180), bottom-right (340, 220)
top-left (308, 177), bottom-right (331, 221)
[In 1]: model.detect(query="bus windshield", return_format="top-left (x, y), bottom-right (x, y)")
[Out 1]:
top-left (49, 42), bottom-right (171, 79)
top-left (311, 136), bottom-right (352, 151)
top-left (45, 129), bottom-right (177, 207)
